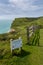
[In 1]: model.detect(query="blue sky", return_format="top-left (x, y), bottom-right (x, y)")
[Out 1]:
top-left (0, 0), bottom-right (43, 20)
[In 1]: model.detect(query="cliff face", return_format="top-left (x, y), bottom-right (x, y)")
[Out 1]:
top-left (11, 17), bottom-right (43, 29)
top-left (11, 17), bottom-right (38, 28)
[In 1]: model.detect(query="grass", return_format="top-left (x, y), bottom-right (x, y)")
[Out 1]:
top-left (0, 17), bottom-right (43, 65)
top-left (0, 29), bottom-right (43, 65)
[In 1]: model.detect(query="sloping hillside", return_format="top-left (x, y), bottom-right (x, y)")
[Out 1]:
top-left (11, 17), bottom-right (38, 28)
top-left (36, 17), bottom-right (43, 25)
top-left (11, 17), bottom-right (43, 30)
top-left (0, 17), bottom-right (43, 65)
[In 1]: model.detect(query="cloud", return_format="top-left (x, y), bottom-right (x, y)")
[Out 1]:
top-left (0, 0), bottom-right (43, 19)
top-left (0, 15), bottom-right (15, 20)
top-left (0, 14), bottom-right (28, 20)
top-left (9, 0), bottom-right (41, 11)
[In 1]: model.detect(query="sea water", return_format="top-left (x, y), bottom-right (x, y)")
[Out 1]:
top-left (0, 20), bottom-right (12, 34)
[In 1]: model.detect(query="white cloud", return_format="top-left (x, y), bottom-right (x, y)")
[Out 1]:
top-left (0, 15), bottom-right (15, 20)
top-left (9, 0), bottom-right (39, 11)
top-left (0, 0), bottom-right (43, 19)
top-left (0, 14), bottom-right (27, 20)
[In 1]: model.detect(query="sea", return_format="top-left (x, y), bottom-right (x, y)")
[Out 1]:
top-left (0, 20), bottom-right (12, 34)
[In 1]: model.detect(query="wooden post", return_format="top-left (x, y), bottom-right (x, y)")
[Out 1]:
top-left (27, 27), bottom-right (30, 44)
top-left (10, 39), bottom-right (14, 55)
top-left (10, 39), bottom-right (13, 53)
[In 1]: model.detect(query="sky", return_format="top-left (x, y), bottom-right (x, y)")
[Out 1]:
top-left (0, 0), bottom-right (43, 20)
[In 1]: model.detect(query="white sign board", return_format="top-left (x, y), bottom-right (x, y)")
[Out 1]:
top-left (10, 37), bottom-right (22, 52)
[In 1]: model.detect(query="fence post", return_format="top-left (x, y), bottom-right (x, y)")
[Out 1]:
top-left (19, 37), bottom-right (22, 53)
top-left (27, 27), bottom-right (30, 44)
top-left (10, 39), bottom-right (12, 54)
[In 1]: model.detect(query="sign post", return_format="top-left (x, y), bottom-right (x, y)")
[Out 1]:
top-left (10, 37), bottom-right (22, 54)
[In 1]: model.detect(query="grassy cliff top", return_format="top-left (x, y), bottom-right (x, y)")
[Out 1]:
top-left (11, 17), bottom-right (43, 28)
top-left (0, 16), bottom-right (43, 65)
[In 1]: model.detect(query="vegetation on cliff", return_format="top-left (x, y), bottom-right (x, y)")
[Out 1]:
top-left (0, 17), bottom-right (43, 65)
